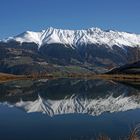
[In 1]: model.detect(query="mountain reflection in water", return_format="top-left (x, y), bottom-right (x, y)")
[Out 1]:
top-left (0, 78), bottom-right (140, 140)
top-left (0, 78), bottom-right (140, 116)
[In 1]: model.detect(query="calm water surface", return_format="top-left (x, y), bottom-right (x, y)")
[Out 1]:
top-left (0, 78), bottom-right (140, 140)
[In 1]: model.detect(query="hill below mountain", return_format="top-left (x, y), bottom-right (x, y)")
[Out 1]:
top-left (107, 61), bottom-right (140, 74)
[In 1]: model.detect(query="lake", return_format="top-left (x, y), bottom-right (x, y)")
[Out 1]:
top-left (0, 78), bottom-right (140, 140)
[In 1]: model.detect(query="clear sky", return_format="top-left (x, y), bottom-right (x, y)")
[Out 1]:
top-left (0, 0), bottom-right (140, 39)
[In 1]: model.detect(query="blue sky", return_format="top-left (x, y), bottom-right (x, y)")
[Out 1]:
top-left (0, 0), bottom-right (140, 39)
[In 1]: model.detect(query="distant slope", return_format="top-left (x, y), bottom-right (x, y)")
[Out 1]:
top-left (107, 61), bottom-right (140, 74)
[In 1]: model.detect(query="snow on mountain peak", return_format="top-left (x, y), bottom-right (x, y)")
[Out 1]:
top-left (4, 27), bottom-right (140, 48)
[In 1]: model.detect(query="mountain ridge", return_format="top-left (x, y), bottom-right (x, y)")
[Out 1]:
top-left (3, 27), bottom-right (140, 49)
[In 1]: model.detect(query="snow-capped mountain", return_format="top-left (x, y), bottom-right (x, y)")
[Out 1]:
top-left (0, 27), bottom-right (140, 74)
top-left (3, 94), bottom-right (140, 117)
top-left (4, 27), bottom-right (140, 48)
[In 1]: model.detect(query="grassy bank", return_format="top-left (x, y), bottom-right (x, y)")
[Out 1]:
top-left (0, 73), bottom-right (24, 82)
top-left (0, 72), bottom-right (140, 83)
top-left (96, 74), bottom-right (140, 82)
top-left (97, 124), bottom-right (140, 140)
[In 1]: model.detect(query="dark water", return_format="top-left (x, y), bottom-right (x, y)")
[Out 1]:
top-left (0, 78), bottom-right (140, 140)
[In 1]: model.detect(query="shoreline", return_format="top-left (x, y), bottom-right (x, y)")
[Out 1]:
top-left (0, 72), bottom-right (140, 83)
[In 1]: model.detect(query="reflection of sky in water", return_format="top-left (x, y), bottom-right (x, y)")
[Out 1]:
top-left (0, 79), bottom-right (140, 140)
